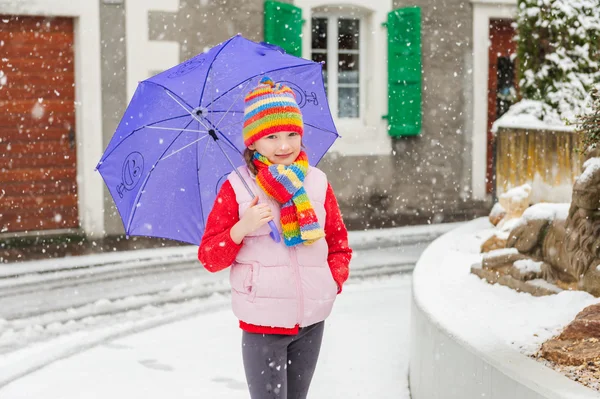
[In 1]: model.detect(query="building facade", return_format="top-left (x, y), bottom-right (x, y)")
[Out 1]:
top-left (0, 0), bottom-right (519, 239)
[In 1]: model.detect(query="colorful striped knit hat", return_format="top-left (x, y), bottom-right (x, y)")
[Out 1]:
top-left (242, 76), bottom-right (303, 147)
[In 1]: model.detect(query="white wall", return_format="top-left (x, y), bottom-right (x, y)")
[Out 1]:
top-left (295, 0), bottom-right (394, 156)
top-left (125, 0), bottom-right (181, 100)
top-left (0, 0), bottom-right (105, 237)
top-left (471, 0), bottom-right (517, 199)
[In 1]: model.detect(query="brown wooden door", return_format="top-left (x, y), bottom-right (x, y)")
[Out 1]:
top-left (487, 19), bottom-right (518, 195)
top-left (0, 15), bottom-right (78, 233)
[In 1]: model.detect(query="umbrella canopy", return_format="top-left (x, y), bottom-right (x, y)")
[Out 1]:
top-left (96, 35), bottom-right (339, 245)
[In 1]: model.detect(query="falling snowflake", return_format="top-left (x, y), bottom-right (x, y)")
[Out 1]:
top-left (31, 102), bottom-right (45, 120)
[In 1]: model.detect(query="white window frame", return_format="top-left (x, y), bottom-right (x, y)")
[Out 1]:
top-left (125, 0), bottom-right (180, 101)
top-left (471, 0), bottom-right (517, 199)
top-left (297, 0), bottom-right (393, 156)
top-left (311, 12), bottom-right (366, 120)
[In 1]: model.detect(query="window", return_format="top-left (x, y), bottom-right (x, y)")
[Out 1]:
top-left (311, 15), bottom-right (361, 119)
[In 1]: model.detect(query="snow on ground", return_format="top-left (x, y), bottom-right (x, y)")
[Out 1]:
top-left (414, 218), bottom-right (599, 356)
top-left (0, 275), bottom-right (412, 399)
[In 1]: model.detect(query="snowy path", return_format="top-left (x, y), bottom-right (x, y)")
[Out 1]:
top-left (0, 275), bottom-right (412, 398)
top-left (0, 244), bottom-right (424, 320)
top-left (0, 243), bottom-right (425, 355)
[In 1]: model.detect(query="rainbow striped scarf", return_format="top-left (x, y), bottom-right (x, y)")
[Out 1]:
top-left (253, 151), bottom-right (325, 247)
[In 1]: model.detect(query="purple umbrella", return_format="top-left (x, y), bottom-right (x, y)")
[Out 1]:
top-left (96, 35), bottom-right (339, 245)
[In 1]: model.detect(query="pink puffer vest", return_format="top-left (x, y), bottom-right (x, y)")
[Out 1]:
top-left (227, 165), bottom-right (338, 328)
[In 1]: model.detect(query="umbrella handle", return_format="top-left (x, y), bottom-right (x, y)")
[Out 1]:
top-left (268, 220), bottom-right (281, 243)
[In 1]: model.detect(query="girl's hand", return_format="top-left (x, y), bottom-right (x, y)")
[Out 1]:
top-left (230, 196), bottom-right (274, 244)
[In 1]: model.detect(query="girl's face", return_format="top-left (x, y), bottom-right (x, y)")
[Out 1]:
top-left (248, 131), bottom-right (302, 165)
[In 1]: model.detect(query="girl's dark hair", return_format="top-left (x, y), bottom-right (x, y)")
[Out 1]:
top-left (243, 147), bottom-right (258, 176)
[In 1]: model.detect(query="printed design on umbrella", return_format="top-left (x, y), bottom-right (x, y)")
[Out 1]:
top-left (168, 55), bottom-right (206, 78)
top-left (116, 152), bottom-right (144, 198)
top-left (278, 81), bottom-right (318, 108)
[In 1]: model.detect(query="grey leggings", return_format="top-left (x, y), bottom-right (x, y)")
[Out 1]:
top-left (241, 321), bottom-right (325, 399)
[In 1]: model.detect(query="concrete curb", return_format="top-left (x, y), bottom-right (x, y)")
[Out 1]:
top-left (409, 219), bottom-right (599, 399)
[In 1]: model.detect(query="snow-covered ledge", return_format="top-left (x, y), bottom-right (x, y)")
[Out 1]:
top-left (409, 219), bottom-right (599, 399)
top-left (491, 100), bottom-right (581, 204)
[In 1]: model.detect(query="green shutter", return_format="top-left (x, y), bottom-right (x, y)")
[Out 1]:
top-left (264, 1), bottom-right (303, 57)
top-left (384, 7), bottom-right (422, 137)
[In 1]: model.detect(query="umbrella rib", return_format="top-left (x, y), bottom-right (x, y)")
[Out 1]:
top-left (204, 62), bottom-right (315, 110)
top-left (304, 122), bottom-right (340, 137)
top-left (216, 129), bottom-right (244, 157)
top-left (214, 79), bottom-right (252, 129)
top-left (214, 119), bottom-right (244, 132)
top-left (160, 134), bottom-right (210, 161)
top-left (96, 114), bottom-right (192, 167)
top-left (162, 89), bottom-right (215, 133)
top-left (146, 126), bottom-right (208, 134)
top-left (211, 55), bottom-right (215, 118)
top-left (199, 34), bottom-right (237, 107)
top-left (141, 80), bottom-right (212, 131)
top-left (125, 119), bottom-right (194, 235)
top-left (143, 80), bottom-right (195, 110)
top-left (145, 113), bottom-right (191, 126)
top-left (204, 118), bottom-right (242, 156)
top-left (196, 126), bottom-right (212, 230)
top-left (208, 110), bottom-right (244, 113)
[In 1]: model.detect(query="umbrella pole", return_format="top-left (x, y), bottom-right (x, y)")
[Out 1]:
top-left (208, 130), bottom-right (281, 243)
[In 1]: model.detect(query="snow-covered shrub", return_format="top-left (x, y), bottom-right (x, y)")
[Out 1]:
top-left (576, 87), bottom-right (600, 152)
top-left (516, 0), bottom-right (600, 125)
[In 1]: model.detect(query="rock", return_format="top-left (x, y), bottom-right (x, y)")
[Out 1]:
top-left (489, 203), bottom-right (506, 226)
top-left (540, 304), bottom-right (600, 366)
top-left (481, 234), bottom-right (507, 253)
top-left (585, 147), bottom-right (600, 161)
top-left (572, 158), bottom-right (600, 210)
top-left (470, 266), bottom-right (560, 296)
top-left (558, 304), bottom-right (600, 341)
top-left (509, 259), bottom-right (543, 281)
top-left (506, 218), bottom-right (550, 254)
top-left (498, 184), bottom-right (532, 225)
top-left (486, 185), bottom-right (530, 230)
top-left (481, 250), bottom-right (527, 269)
top-left (582, 265), bottom-right (600, 297)
top-left (474, 147), bottom-right (600, 297)
top-left (540, 338), bottom-right (600, 366)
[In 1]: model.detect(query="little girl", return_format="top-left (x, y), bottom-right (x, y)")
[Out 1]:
top-left (198, 76), bottom-right (352, 399)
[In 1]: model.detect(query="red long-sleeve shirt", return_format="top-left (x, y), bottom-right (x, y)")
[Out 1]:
top-left (198, 180), bottom-right (352, 335)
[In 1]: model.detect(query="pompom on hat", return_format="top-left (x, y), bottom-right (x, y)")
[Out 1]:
top-left (242, 76), bottom-right (303, 147)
